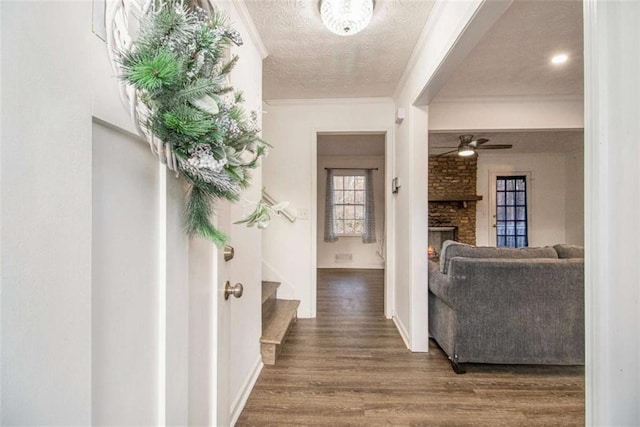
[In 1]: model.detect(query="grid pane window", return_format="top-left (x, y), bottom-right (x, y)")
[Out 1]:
top-left (496, 176), bottom-right (528, 248)
top-left (334, 175), bottom-right (366, 235)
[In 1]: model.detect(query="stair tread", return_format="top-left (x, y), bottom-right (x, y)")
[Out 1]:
top-left (261, 281), bottom-right (281, 305)
top-left (261, 299), bottom-right (300, 345)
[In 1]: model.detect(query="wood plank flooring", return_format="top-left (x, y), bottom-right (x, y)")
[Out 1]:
top-left (237, 269), bottom-right (584, 426)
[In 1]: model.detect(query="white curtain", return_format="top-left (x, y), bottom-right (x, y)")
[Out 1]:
top-left (324, 169), bottom-right (338, 242)
top-left (362, 169), bottom-right (376, 243)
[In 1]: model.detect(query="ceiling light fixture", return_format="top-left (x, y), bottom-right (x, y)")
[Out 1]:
top-left (551, 53), bottom-right (569, 65)
top-left (457, 143), bottom-right (475, 157)
top-left (320, 0), bottom-right (374, 36)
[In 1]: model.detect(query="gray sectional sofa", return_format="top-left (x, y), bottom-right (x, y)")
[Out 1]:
top-left (428, 241), bottom-right (584, 373)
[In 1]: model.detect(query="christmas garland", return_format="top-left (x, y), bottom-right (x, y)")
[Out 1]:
top-left (118, 0), bottom-right (268, 246)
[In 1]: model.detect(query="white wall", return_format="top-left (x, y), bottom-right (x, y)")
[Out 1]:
top-left (429, 96), bottom-right (584, 131)
top-left (391, 0), bottom-right (511, 352)
top-left (584, 1), bottom-right (640, 424)
top-left (476, 153), bottom-right (568, 247)
top-left (564, 148), bottom-right (584, 245)
top-left (317, 156), bottom-right (385, 269)
top-left (1, 2), bottom-right (93, 424)
top-left (164, 170), bottom-right (190, 425)
top-left (261, 99), bottom-right (395, 318)
top-left (90, 13), bottom-right (198, 426)
top-left (1, 1), bottom-right (265, 424)
top-left (91, 122), bottom-right (160, 425)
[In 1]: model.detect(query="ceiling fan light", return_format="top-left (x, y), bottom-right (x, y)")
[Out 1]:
top-left (458, 145), bottom-right (475, 157)
top-left (551, 53), bottom-right (569, 64)
top-left (320, 0), bottom-right (373, 36)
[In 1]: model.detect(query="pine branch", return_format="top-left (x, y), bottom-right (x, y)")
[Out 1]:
top-left (121, 50), bottom-right (182, 90)
top-left (173, 78), bottom-right (225, 103)
top-left (220, 55), bottom-right (239, 76)
top-left (214, 86), bottom-right (234, 96)
top-left (138, 2), bottom-right (198, 51)
top-left (185, 185), bottom-right (228, 246)
top-left (181, 160), bottom-right (241, 201)
top-left (163, 105), bottom-right (214, 137)
top-left (206, 7), bottom-right (228, 30)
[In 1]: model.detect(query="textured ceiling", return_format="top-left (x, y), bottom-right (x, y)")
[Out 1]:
top-left (244, 0), bottom-right (584, 160)
top-left (435, 0), bottom-right (583, 99)
top-left (429, 1), bottom-right (584, 154)
top-left (429, 130), bottom-right (584, 155)
top-left (318, 134), bottom-right (385, 156)
top-left (244, 0), bottom-right (435, 100)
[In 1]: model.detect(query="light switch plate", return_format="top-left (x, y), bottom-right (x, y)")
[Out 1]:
top-left (297, 208), bottom-right (309, 220)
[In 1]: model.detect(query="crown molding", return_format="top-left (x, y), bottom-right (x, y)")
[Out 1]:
top-left (231, 0), bottom-right (269, 60)
top-left (317, 155), bottom-right (385, 161)
top-left (264, 97), bottom-right (394, 106)
top-left (431, 94), bottom-right (585, 104)
top-left (392, 0), bottom-right (445, 101)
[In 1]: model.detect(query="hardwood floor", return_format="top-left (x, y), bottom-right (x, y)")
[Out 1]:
top-left (237, 269), bottom-right (584, 426)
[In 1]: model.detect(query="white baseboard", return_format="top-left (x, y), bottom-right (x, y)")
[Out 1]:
top-left (230, 355), bottom-right (263, 426)
top-left (392, 315), bottom-right (411, 350)
top-left (316, 264), bottom-right (385, 269)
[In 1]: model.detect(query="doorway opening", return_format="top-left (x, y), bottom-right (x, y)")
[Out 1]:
top-left (314, 132), bottom-right (391, 318)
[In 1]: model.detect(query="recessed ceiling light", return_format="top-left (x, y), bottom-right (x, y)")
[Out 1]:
top-left (551, 53), bottom-right (569, 65)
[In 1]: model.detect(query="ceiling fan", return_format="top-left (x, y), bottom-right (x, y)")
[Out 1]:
top-left (435, 135), bottom-right (512, 157)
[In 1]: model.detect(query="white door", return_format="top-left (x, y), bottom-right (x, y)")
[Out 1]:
top-left (214, 203), bottom-right (234, 426)
top-left (190, 194), bottom-right (261, 426)
top-left (187, 200), bottom-right (235, 426)
top-left (188, 3), bottom-right (264, 420)
top-left (93, 120), bottom-right (257, 426)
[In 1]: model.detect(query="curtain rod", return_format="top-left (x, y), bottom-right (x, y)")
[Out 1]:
top-left (324, 167), bottom-right (379, 170)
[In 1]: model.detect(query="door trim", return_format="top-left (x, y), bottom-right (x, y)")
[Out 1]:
top-left (487, 171), bottom-right (532, 247)
top-left (311, 127), bottom-right (396, 319)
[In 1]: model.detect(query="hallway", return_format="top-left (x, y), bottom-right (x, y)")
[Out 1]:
top-left (237, 269), bottom-right (584, 426)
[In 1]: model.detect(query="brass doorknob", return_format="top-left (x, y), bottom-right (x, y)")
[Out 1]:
top-left (224, 281), bottom-right (243, 300)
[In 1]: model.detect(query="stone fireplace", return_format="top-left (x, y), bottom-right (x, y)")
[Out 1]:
top-left (428, 155), bottom-right (480, 258)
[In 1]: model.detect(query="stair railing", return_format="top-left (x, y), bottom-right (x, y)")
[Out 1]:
top-left (262, 189), bottom-right (296, 223)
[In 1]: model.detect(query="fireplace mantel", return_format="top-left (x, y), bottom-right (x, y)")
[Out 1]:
top-left (429, 195), bottom-right (483, 202)
top-left (429, 195), bottom-right (483, 208)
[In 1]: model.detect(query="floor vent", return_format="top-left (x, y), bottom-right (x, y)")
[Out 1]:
top-left (335, 253), bottom-right (353, 262)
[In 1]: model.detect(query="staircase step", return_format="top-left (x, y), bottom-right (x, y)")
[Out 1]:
top-left (261, 299), bottom-right (300, 344)
top-left (261, 299), bottom-right (300, 365)
top-left (261, 281), bottom-right (281, 305)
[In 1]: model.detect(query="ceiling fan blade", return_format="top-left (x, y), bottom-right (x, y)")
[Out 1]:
top-left (433, 149), bottom-right (459, 157)
top-left (476, 144), bottom-right (513, 150)
top-left (473, 138), bottom-right (490, 146)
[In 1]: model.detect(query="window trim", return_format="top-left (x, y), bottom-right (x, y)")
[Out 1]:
top-left (332, 172), bottom-right (367, 237)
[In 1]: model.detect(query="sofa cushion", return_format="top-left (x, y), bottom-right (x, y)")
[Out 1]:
top-left (554, 244), bottom-right (585, 259)
top-left (439, 240), bottom-right (559, 274)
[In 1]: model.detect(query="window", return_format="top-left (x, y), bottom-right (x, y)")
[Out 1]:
top-left (333, 175), bottom-right (366, 235)
top-left (496, 175), bottom-right (528, 248)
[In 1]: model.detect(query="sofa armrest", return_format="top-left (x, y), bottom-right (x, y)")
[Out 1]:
top-left (428, 260), bottom-right (453, 305)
